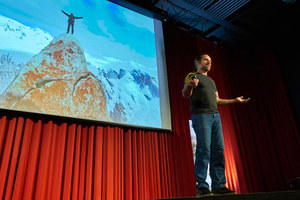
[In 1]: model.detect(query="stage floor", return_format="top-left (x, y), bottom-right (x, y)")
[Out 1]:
top-left (155, 190), bottom-right (300, 200)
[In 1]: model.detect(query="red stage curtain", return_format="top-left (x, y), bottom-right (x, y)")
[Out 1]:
top-left (224, 46), bottom-right (300, 192)
top-left (0, 115), bottom-right (191, 199)
top-left (163, 24), bottom-right (300, 194)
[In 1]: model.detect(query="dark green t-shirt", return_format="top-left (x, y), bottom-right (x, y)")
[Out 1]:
top-left (190, 73), bottom-right (218, 114)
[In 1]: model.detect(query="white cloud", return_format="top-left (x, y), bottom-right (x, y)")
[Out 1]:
top-left (122, 10), bottom-right (154, 33)
top-left (103, 56), bottom-right (121, 62)
top-left (97, 20), bottom-right (114, 40)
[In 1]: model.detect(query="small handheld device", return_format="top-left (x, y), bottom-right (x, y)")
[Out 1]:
top-left (185, 72), bottom-right (197, 83)
top-left (190, 74), bottom-right (196, 80)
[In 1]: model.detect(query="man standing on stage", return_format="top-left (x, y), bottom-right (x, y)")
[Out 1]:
top-left (182, 54), bottom-right (250, 197)
top-left (61, 10), bottom-right (83, 34)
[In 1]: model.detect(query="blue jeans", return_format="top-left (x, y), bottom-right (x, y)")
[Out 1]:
top-left (192, 113), bottom-right (226, 189)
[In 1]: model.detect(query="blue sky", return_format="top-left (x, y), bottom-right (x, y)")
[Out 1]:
top-left (0, 0), bottom-right (157, 69)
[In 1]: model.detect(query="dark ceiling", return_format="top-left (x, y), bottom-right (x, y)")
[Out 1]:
top-left (111, 0), bottom-right (299, 47)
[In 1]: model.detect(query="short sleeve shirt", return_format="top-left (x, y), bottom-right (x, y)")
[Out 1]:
top-left (190, 73), bottom-right (218, 114)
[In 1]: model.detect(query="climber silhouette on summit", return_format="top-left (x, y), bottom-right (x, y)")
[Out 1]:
top-left (61, 10), bottom-right (83, 34)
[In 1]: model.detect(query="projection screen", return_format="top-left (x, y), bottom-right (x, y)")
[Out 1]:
top-left (0, 0), bottom-right (171, 130)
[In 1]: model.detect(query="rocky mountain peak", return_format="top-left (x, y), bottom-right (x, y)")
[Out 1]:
top-left (0, 34), bottom-right (110, 121)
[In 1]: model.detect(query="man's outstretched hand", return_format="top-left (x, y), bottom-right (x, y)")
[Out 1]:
top-left (235, 96), bottom-right (250, 103)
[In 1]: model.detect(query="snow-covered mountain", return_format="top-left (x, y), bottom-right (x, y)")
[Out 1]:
top-left (0, 14), bottom-right (53, 96)
top-left (0, 54), bottom-right (23, 95)
top-left (94, 66), bottom-right (161, 127)
top-left (0, 14), bottom-right (53, 54)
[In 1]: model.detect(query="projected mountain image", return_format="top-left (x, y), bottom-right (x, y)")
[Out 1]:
top-left (0, 33), bottom-right (111, 121)
top-left (0, 12), bottom-right (161, 127)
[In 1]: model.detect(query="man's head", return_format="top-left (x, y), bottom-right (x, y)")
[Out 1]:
top-left (194, 54), bottom-right (212, 73)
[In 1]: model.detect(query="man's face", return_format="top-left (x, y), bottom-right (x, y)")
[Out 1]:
top-left (198, 55), bottom-right (212, 72)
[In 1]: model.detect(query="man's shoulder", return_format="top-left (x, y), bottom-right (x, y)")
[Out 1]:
top-left (197, 75), bottom-right (216, 88)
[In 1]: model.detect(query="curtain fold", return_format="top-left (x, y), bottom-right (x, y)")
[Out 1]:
top-left (0, 114), bottom-right (192, 199)
top-left (225, 46), bottom-right (300, 192)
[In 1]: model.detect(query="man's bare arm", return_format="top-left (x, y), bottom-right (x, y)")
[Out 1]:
top-left (216, 92), bottom-right (250, 105)
top-left (182, 78), bottom-right (199, 98)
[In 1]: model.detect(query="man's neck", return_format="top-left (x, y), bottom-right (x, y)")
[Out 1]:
top-left (197, 69), bottom-right (208, 76)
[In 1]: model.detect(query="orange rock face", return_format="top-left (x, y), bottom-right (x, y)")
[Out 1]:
top-left (0, 34), bottom-right (110, 121)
